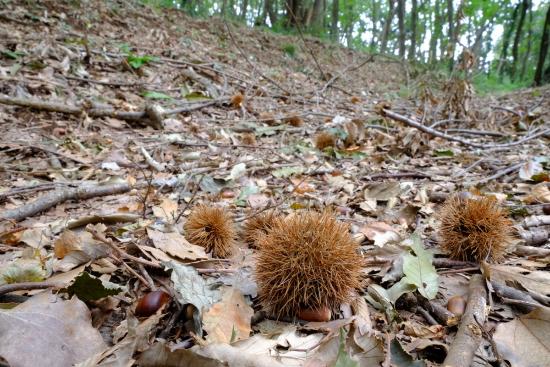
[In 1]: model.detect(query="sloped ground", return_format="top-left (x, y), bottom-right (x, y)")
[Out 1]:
top-left (0, 1), bottom-right (549, 366)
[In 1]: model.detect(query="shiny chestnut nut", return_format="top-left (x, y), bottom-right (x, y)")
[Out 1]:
top-left (447, 295), bottom-right (466, 317)
top-left (297, 306), bottom-right (331, 322)
top-left (543, 204), bottom-right (550, 215)
top-left (135, 290), bottom-right (170, 317)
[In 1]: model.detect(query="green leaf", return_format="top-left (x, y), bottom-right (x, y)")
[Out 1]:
top-left (402, 234), bottom-right (439, 299)
top-left (272, 166), bottom-right (304, 178)
top-left (127, 54), bottom-right (156, 69)
top-left (141, 91), bottom-right (173, 100)
top-left (234, 185), bottom-right (259, 207)
top-left (390, 339), bottom-right (426, 367)
top-left (434, 149), bottom-right (454, 157)
top-left (254, 125), bottom-right (286, 137)
top-left (334, 328), bottom-right (358, 367)
top-left (2, 50), bottom-right (25, 59)
top-left (387, 277), bottom-right (417, 304)
top-left (184, 91), bottom-right (211, 101)
top-left (67, 272), bottom-right (122, 302)
top-left (1, 262), bottom-right (45, 284)
top-left (229, 325), bottom-right (238, 344)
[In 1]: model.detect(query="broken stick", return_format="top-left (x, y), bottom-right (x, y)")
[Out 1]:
top-left (443, 274), bottom-right (487, 367)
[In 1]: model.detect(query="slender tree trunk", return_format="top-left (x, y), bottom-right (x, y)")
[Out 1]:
top-left (429, 0), bottom-right (441, 63)
top-left (397, 0), bottom-right (405, 58)
top-left (266, 0), bottom-right (277, 25)
top-left (443, 0), bottom-right (453, 59)
top-left (345, 0), bottom-right (354, 47)
top-left (240, 0), bottom-right (248, 20)
top-left (380, 0), bottom-right (395, 54)
top-left (534, 4), bottom-right (550, 85)
top-left (331, 0), bottom-right (339, 41)
top-left (472, 21), bottom-right (488, 62)
top-left (370, 0), bottom-right (379, 49)
top-left (447, 0), bottom-right (464, 71)
top-left (305, 0), bottom-right (325, 29)
top-left (497, 4), bottom-right (520, 78)
top-left (408, 0), bottom-right (418, 60)
top-left (520, 4), bottom-right (533, 79)
top-left (286, 0), bottom-right (303, 27)
top-left (511, 0), bottom-right (529, 80)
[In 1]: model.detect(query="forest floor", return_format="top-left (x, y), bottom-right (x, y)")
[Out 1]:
top-left (1, 1), bottom-right (549, 366)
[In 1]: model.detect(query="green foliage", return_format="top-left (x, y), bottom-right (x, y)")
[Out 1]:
top-left (135, 0), bottom-right (550, 88)
top-left (127, 53), bottom-right (156, 69)
top-left (472, 73), bottom-right (530, 95)
top-left (67, 272), bottom-right (123, 302)
top-left (281, 43), bottom-right (297, 57)
top-left (119, 43), bottom-right (156, 69)
top-left (334, 328), bottom-right (358, 367)
top-left (141, 90), bottom-right (173, 99)
top-left (1, 50), bottom-right (25, 59)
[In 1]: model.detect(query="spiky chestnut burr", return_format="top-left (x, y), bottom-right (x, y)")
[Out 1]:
top-left (438, 195), bottom-right (513, 263)
top-left (242, 210), bottom-right (282, 248)
top-left (184, 205), bottom-right (236, 258)
top-left (255, 211), bottom-right (363, 319)
top-left (315, 132), bottom-right (336, 150)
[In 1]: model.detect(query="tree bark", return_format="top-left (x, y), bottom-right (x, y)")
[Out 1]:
top-left (369, 0), bottom-right (379, 49)
top-left (408, 0), bottom-right (418, 60)
top-left (497, 3), bottom-right (520, 78)
top-left (443, 0), bottom-right (453, 60)
top-left (447, 0), bottom-right (464, 71)
top-left (380, 0), bottom-right (395, 54)
top-left (511, 0), bottom-right (529, 80)
top-left (330, 0), bottom-right (339, 41)
top-left (520, 4), bottom-right (533, 79)
top-left (534, 4), bottom-right (550, 85)
top-left (397, 0), bottom-right (406, 58)
top-left (429, 0), bottom-right (441, 63)
top-left (239, 0), bottom-right (248, 20)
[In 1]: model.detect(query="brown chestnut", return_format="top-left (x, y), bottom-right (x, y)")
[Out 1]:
top-left (543, 204), bottom-right (550, 215)
top-left (447, 295), bottom-right (466, 317)
top-left (135, 290), bottom-right (170, 317)
top-left (297, 306), bottom-right (331, 322)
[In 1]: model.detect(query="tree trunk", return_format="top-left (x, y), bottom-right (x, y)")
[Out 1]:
top-left (534, 4), bottom-right (550, 85)
top-left (443, 0), bottom-right (453, 59)
top-left (429, 0), bottom-right (441, 63)
top-left (331, 0), bottom-right (339, 41)
top-left (497, 3), bottom-right (520, 78)
top-left (266, 0), bottom-right (277, 25)
top-left (370, 0), bottom-right (379, 49)
top-left (447, 0), bottom-right (464, 71)
top-left (239, 0), bottom-right (248, 20)
top-left (520, 4), bottom-right (533, 79)
top-left (345, 1), bottom-right (354, 47)
top-left (397, 0), bottom-right (405, 58)
top-left (511, 0), bottom-right (529, 80)
top-left (380, 0), bottom-right (395, 54)
top-left (408, 0), bottom-right (418, 60)
top-left (286, 0), bottom-right (303, 27)
top-left (305, 0), bottom-right (325, 29)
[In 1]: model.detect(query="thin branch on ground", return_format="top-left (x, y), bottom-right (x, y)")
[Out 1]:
top-left (382, 108), bottom-right (549, 149)
top-left (443, 274), bottom-right (487, 367)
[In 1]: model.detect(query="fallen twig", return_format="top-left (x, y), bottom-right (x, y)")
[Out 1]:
top-left (443, 274), bottom-right (487, 367)
top-left (382, 109), bottom-right (549, 149)
top-left (89, 228), bottom-right (161, 269)
top-left (0, 94), bottom-right (221, 129)
top-left (0, 182), bottom-right (133, 222)
top-left (0, 281), bottom-right (61, 296)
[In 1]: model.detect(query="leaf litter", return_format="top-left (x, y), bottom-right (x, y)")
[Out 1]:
top-left (0, 1), bottom-right (549, 366)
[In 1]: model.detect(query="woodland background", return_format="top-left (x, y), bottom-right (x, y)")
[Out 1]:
top-left (148, 0), bottom-right (550, 89)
